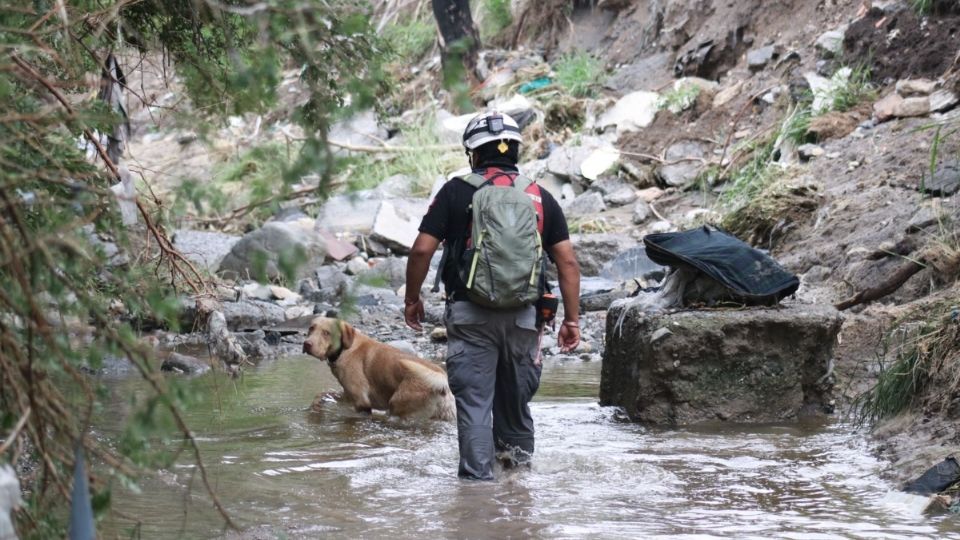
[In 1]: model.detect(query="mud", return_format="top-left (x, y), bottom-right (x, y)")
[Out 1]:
top-left (845, 8), bottom-right (960, 84)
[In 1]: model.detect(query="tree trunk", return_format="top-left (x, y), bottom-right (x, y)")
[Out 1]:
top-left (431, 0), bottom-right (480, 85)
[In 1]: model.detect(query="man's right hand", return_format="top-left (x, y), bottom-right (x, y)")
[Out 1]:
top-left (404, 298), bottom-right (425, 331)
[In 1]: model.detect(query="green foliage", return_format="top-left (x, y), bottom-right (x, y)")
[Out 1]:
top-left (0, 0), bottom-right (383, 536)
top-left (658, 85), bottom-right (701, 114)
top-left (913, 0), bottom-right (933, 13)
top-left (383, 20), bottom-right (436, 62)
top-left (829, 66), bottom-right (876, 113)
top-left (721, 106), bottom-right (810, 209)
top-left (479, 0), bottom-right (513, 41)
top-left (339, 116), bottom-right (462, 194)
top-left (553, 52), bottom-right (606, 98)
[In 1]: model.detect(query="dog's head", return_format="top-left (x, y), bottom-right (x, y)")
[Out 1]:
top-left (302, 317), bottom-right (356, 362)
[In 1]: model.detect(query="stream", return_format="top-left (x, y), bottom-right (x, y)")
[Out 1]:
top-left (97, 355), bottom-right (960, 539)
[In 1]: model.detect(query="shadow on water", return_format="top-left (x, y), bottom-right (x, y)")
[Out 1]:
top-left (96, 355), bottom-right (960, 539)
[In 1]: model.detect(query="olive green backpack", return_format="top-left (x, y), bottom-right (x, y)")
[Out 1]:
top-left (459, 173), bottom-right (544, 308)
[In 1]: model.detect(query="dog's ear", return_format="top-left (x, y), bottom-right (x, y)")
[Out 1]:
top-left (339, 320), bottom-right (355, 349)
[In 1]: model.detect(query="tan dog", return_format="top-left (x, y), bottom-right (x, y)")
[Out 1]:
top-left (302, 317), bottom-right (455, 421)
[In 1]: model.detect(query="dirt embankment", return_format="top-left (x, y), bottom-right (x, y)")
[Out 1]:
top-left (530, 0), bottom-right (960, 483)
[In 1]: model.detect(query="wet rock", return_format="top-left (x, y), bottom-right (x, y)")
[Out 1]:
top-left (922, 161), bottom-right (960, 197)
top-left (218, 219), bottom-right (326, 282)
top-left (600, 246), bottom-right (666, 283)
top-left (571, 233), bottom-right (635, 277)
top-left (747, 45), bottom-right (779, 71)
top-left (601, 304), bottom-right (843, 425)
top-left (370, 201), bottom-right (420, 255)
top-left (896, 79), bottom-right (937, 97)
top-left (172, 230), bottom-right (241, 272)
top-left (595, 91), bottom-right (659, 135)
top-left (581, 289), bottom-right (628, 312)
top-left (563, 191), bottom-right (607, 219)
top-left (220, 300), bottom-right (287, 331)
top-left (893, 97), bottom-right (930, 118)
top-left (874, 93), bottom-right (904, 122)
top-left (815, 28), bottom-right (845, 58)
top-left (160, 352), bottom-right (210, 375)
top-left (930, 90), bottom-right (958, 113)
top-left (658, 141), bottom-right (706, 188)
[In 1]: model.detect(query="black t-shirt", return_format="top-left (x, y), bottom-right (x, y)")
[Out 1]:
top-left (419, 166), bottom-right (570, 295)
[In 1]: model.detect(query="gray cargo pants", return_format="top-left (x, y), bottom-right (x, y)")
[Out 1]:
top-left (444, 300), bottom-right (542, 480)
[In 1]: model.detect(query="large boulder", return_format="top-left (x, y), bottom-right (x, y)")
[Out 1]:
top-left (601, 303), bottom-right (842, 425)
top-left (218, 218), bottom-right (326, 282)
top-left (571, 234), bottom-right (636, 277)
top-left (172, 230), bottom-right (241, 272)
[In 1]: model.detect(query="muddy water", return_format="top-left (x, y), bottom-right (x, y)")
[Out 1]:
top-left (98, 356), bottom-right (959, 539)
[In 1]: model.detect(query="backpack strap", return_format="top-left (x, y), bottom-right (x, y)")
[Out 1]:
top-left (462, 173), bottom-right (488, 189)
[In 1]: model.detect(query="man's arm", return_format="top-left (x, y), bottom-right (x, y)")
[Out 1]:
top-left (547, 239), bottom-right (580, 352)
top-left (404, 232), bottom-right (441, 331)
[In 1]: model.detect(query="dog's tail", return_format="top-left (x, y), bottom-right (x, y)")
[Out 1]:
top-left (405, 362), bottom-right (456, 421)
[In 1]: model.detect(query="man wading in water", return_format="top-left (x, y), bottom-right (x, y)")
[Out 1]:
top-left (404, 111), bottom-right (581, 480)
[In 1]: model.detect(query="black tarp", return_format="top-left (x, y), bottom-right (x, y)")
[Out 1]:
top-left (903, 457), bottom-right (960, 495)
top-left (644, 226), bottom-right (800, 305)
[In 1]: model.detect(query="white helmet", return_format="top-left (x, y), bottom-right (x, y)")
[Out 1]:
top-left (462, 111), bottom-right (522, 151)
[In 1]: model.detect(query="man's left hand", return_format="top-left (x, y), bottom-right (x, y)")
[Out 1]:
top-left (404, 298), bottom-right (425, 331)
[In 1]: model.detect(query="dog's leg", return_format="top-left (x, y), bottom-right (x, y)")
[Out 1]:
top-left (388, 378), bottom-right (433, 419)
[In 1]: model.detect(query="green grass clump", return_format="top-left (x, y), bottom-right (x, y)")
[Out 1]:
top-left (721, 106), bottom-right (810, 209)
top-left (478, 0), bottom-right (513, 41)
top-left (338, 115), bottom-right (462, 194)
top-left (657, 85), bottom-right (701, 114)
top-left (553, 52), bottom-right (605, 98)
top-left (383, 19), bottom-right (435, 62)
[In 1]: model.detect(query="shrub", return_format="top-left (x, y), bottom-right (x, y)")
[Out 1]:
top-left (553, 52), bottom-right (606, 98)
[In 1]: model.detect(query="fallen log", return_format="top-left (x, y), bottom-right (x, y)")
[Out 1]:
top-left (835, 258), bottom-right (925, 311)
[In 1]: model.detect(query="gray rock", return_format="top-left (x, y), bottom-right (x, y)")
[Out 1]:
top-left (563, 191), bottom-right (607, 219)
top-left (930, 90), bottom-right (958, 113)
top-left (658, 141), bottom-right (706, 188)
top-left (815, 29), bottom-right (845, 58)
top-left (647, 220), bottom-right (674, 234)
top-left (315, 196), bottom-right (381, 234)
top-left (571, 233), bottom-right (635, 277)
top-left (798, 144), bottom-right (825, 162)
top-left (370, 201), bottom-right (420, 254)
top-left (747, 45), bottom-right (778, 71)
top-left (603, 185), bottom-right (638, 206)
top-left (364, 257), bottom-right (408, 289)
top-left (316, 266), bottom-right (350, 291)
top-left (173, 230), bottom-right (241, 272)
top-left (632, 200), bottom-right (652, 224)
top-left (580, 289), bottom-right (629, 312)
top-left (606, 52), bottom-right (674, 94)
top-left (907, 205), bottom-right (940, 232)
top-left (896, 79), bottom-right (937, 97)
top-left (595, 91), bottom-right (660, 135)
top-left (386, 340), bottom-right (417, 355)
top-left (374, 174), bottom-right (417, 199)
top-left (329, 110), bottom-right (389, 157)
top-left (923, 161), bottom-right (960, 196)
top-left (160, 352), bottom-right (211, 375)
top-left (218, 219), bottom-right (326, 282)
top-left (893, 97), bottom-right (930, 118)
top-left (601, 304), bottom-right (842, 425)
top-left (345, 256), bottom-right (370, 276)
top-left (600, 246), bottom-right (666, 283)
top-left (546, 144), bottom-right (596, 180)
top-left (220, 300), bottom-right (287, 331)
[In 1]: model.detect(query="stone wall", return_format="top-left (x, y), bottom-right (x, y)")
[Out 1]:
top-left (601, 303), bottom-right (842, 425)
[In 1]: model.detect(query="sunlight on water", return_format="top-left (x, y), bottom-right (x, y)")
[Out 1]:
top-left (97, 355), bottom-right (960, 539)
